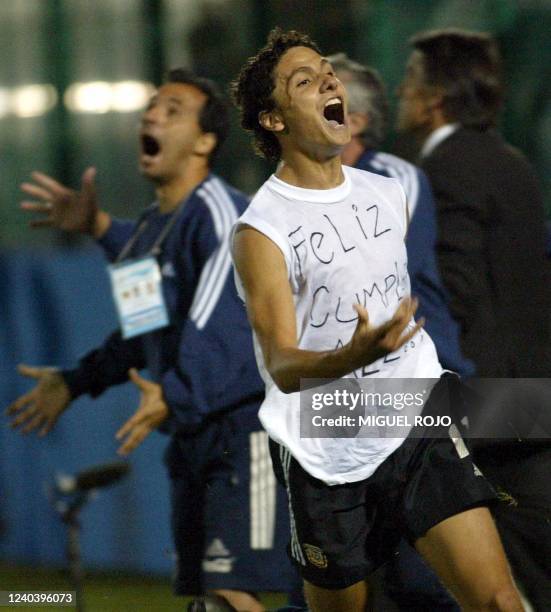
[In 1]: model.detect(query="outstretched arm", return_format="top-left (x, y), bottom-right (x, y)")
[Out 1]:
top-left (5, 331), bottom-right (146, 437)
top-left (233, 226), bottom-right (423, 393)
top-left (61, 330), bottom-right (146, 399)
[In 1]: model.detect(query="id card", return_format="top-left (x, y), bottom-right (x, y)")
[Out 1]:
top-left (108, 256), bottom-right (169, 339)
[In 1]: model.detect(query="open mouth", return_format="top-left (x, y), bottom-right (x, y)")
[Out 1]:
top-left (141, 134), bottom-right (161, 156)
top-left (323, 97), bottom-right (345, 126)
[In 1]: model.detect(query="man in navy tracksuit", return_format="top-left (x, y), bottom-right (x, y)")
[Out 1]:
top-left (330, 53), bottom-right (472, 612)
top-left (8, 70), bottom-right (292, 612)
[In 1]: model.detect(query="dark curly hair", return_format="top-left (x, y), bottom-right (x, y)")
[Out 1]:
top-left (167, 68), bottom-right (229, 163)
top-left (231, 28), bottom-right (320, 162)
top-left (411, 29), bottom-right (503, 129)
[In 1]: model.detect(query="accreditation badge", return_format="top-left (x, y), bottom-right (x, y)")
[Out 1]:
top-left (108, 256), bottom-right (169, 339)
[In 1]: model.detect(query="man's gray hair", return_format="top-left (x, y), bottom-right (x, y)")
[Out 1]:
top-left (328, 52), bottom-right (389, 149)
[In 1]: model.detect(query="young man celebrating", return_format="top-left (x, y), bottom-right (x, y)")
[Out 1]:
top-left (7, 70), bottom-right (293, 612)
top-left (231, 29), bottom-right (523, 612)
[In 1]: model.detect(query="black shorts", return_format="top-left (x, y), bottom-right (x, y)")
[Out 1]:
top-left (269, 376), bottom-right (497, 590)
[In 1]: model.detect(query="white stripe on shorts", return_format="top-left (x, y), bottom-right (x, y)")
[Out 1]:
top-left (279, 445), bottom-right (306, 565)
top-left (249, 431), bottom-right (277, 549)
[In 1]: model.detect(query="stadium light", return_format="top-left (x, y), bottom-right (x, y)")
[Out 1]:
top-left (0, 80), bottom-right (153, 118)
top-left (64, 81), bottom-right (113, 114)
top-left (12, 84), bottom-right (58, 118)
top-left (64, 80), bottom-right (152, 114)
top-left (111, 81), bottom-right (154, 112)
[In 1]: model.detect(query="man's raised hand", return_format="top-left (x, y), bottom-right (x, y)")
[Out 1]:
top-left (20, 167), bottom-right (108, 236)
top-left (348, 297), bottom-right (424, 369)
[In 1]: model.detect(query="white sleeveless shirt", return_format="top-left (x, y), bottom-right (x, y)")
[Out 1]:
top-left (233, 165), bottom-right (443, 484)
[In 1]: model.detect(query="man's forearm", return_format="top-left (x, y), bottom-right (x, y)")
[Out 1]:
top-left (61, 331), bottom-right (146, 399)
top-left (260, 300), bottom-right (420, 393)
top-left (266, 343), bottom-right (369, 394)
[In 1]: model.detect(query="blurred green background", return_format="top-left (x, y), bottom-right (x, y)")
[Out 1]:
top-left (1, 0), bottom-right (549, 249)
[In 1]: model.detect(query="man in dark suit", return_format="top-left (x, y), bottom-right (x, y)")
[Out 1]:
top-left (397, 29), bottom-right (551, 610)
top-left (397, 28), bottom-right (550, 378)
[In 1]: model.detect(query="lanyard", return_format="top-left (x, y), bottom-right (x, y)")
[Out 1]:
top-left (115, 203), bottom-right (183, 263)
